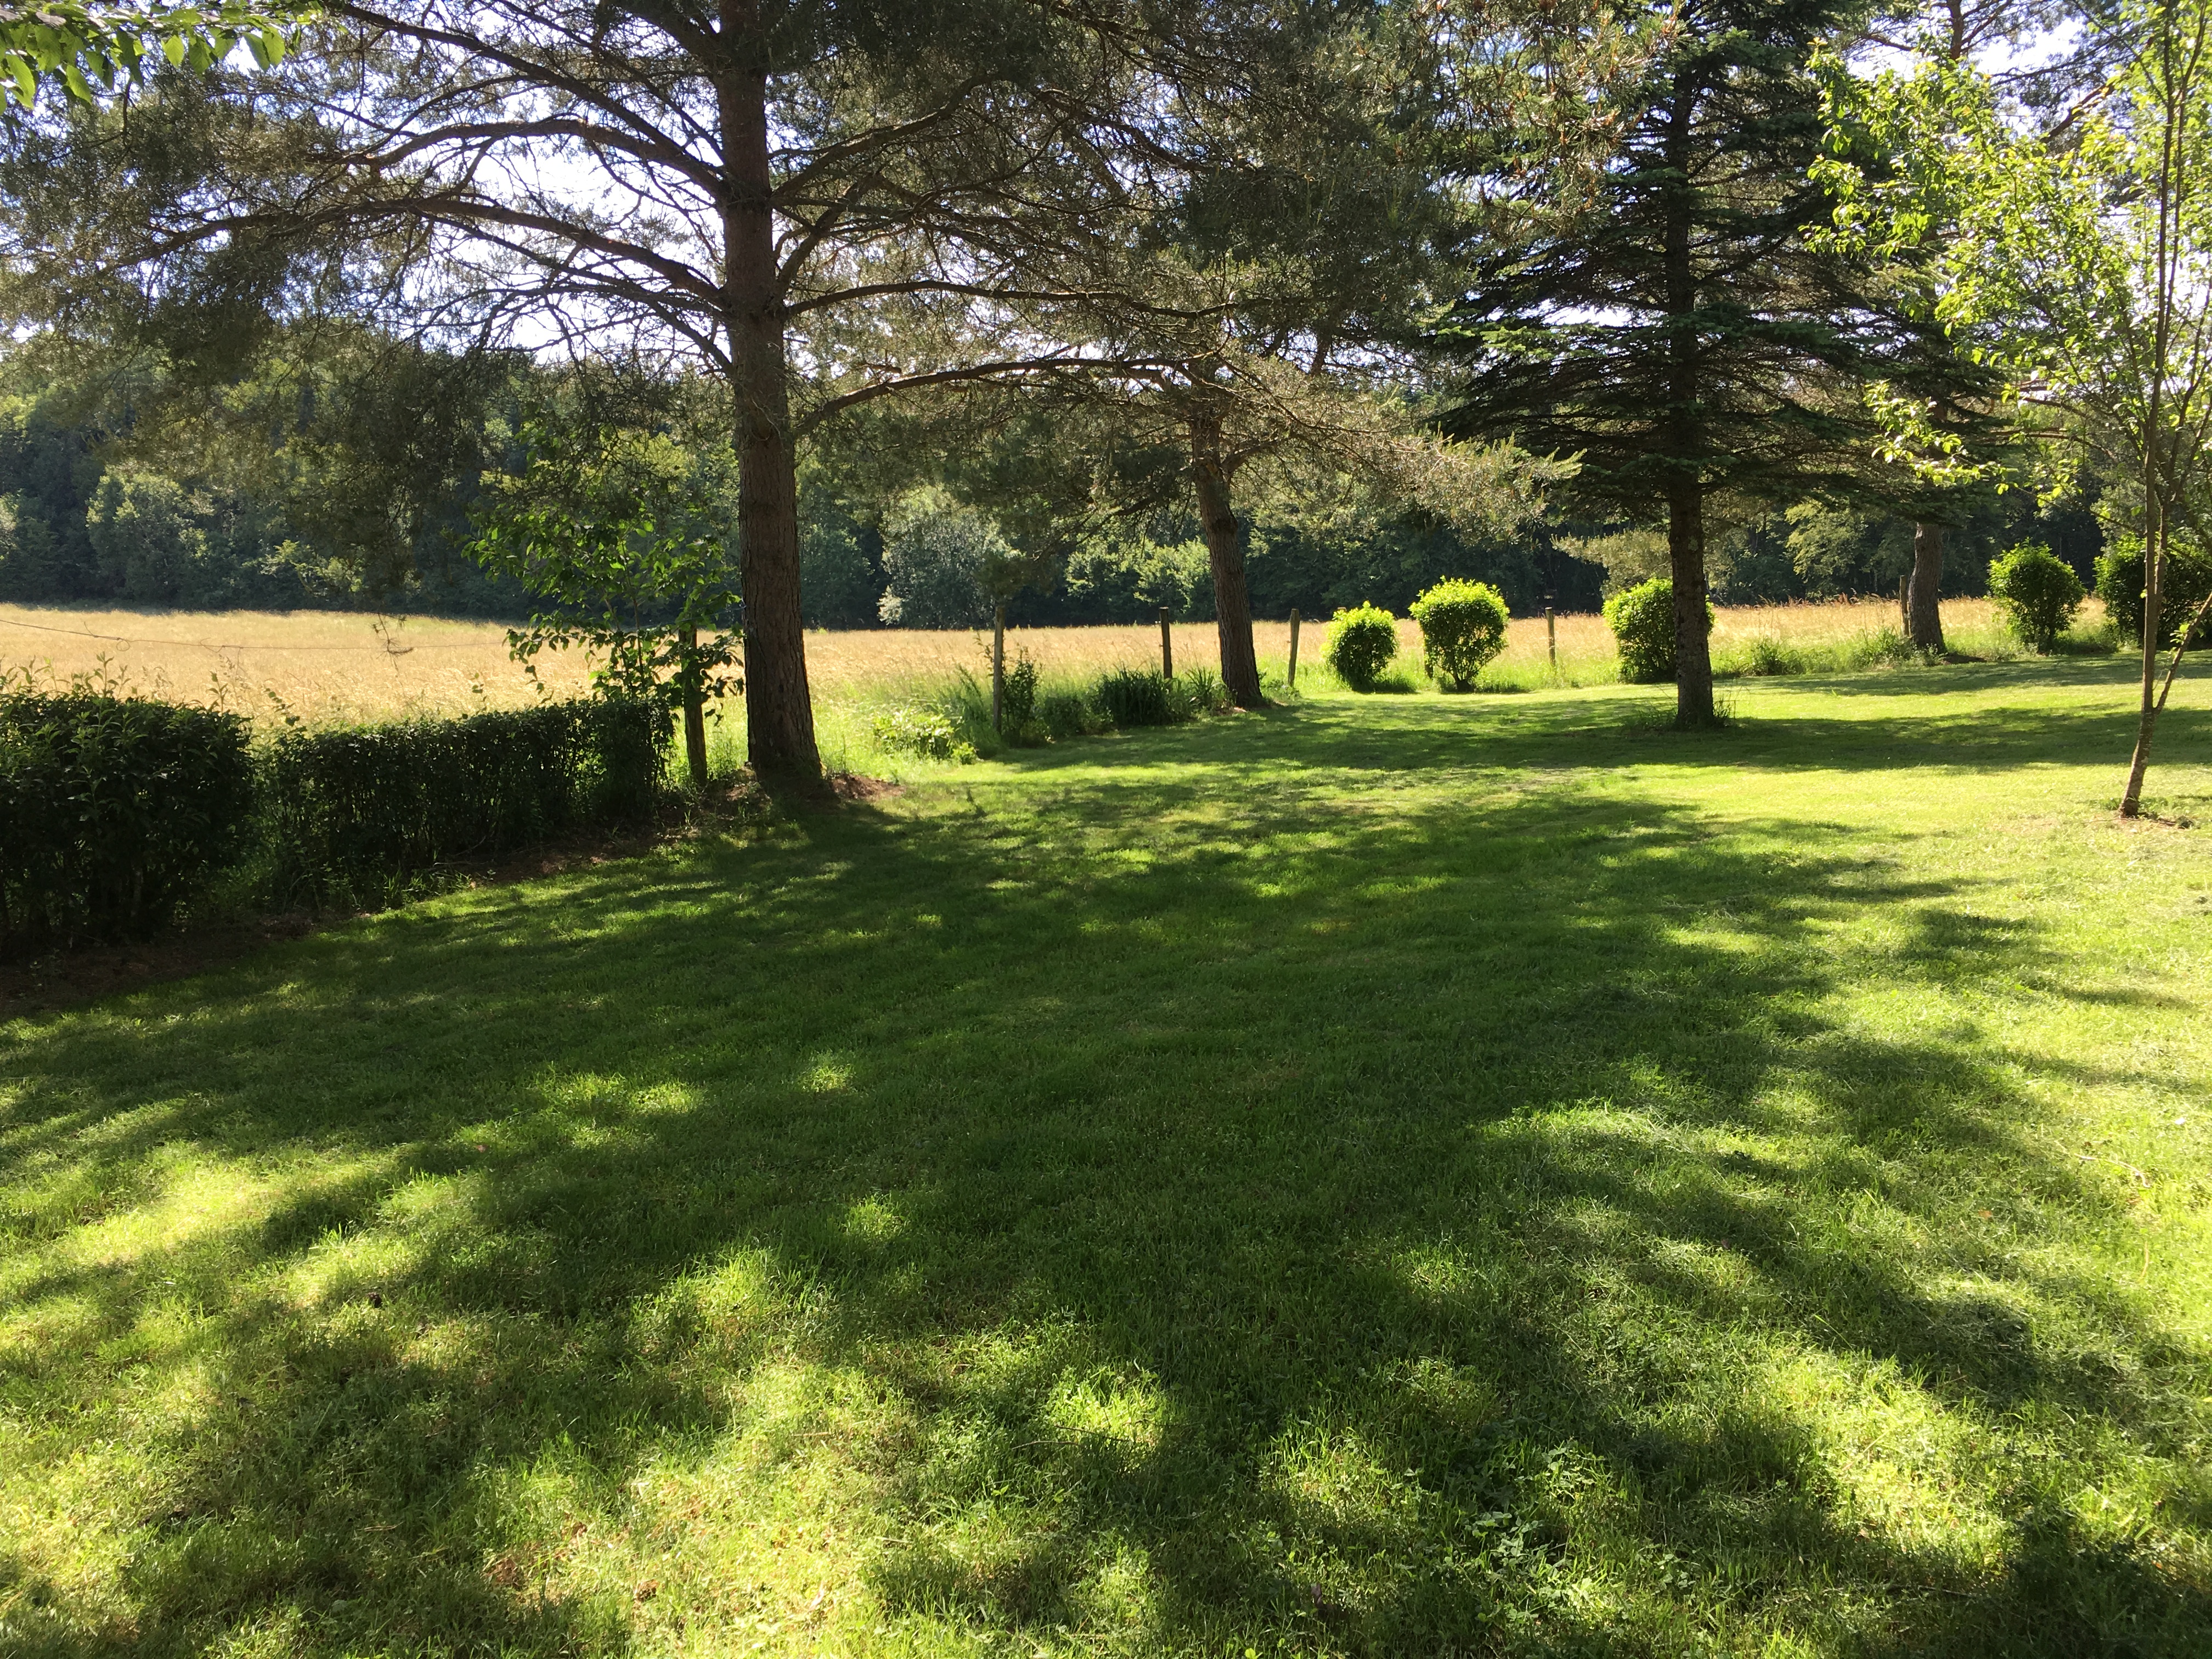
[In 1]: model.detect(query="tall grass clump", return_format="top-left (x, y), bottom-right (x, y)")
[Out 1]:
top-left (1097, 668), bottom-right (1203, 725)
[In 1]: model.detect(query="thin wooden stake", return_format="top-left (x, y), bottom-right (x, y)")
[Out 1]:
top-left (992, 603), bottom-right (1007, 731)
top-left (1288, 609), bottom-right (1301, 687)
top-left (1159, 606), bottom-right (1173, 678)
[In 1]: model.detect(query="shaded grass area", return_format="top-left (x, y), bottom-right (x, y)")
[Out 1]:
top-left (3, 658), bottom-right (2210, 1657)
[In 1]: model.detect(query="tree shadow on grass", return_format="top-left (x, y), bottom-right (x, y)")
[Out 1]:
top-left (2, 700), bottom-right (2207, 1656)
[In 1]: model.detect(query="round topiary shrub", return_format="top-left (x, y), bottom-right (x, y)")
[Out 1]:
top-left (1603, 578), bottom-right (1709, 684)
top-left (2094, 538), bottom-right (2212, 651)
top-left (1409, 578), bottom-right (1510, 691)
top-left (1325, 602), bottom-right (1400, 691)
top-left (1988, 543), bottom-right (2085, 652)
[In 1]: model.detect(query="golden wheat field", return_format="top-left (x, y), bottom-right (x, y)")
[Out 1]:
top-left (1, 596), bottom-right (2053, 729)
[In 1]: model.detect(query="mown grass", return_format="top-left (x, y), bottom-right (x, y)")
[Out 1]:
top-left (4, 657), bottom-right (2210, 1657)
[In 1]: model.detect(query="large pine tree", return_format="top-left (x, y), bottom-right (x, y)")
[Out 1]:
top-left (1437, 0), bottom-right (1901, 725)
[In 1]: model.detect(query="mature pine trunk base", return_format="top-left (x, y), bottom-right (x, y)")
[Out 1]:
top-left (1190, 413), bottom-right (1264, 708)
top-left (1667, 481), bottom-right (1717, 727)
top-left (1907, 522), bottom-right (1946, 651)
top-left (725, 37), bottom-right (822, 787)
top-left (736, 422), bottom-right (822, 784)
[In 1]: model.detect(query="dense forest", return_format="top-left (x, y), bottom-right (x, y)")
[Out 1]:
top-left (0, 341), bottom-right (2101, 626)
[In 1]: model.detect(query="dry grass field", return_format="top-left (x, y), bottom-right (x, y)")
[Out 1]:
top-left (1, 595), bottom-right (2090, 733)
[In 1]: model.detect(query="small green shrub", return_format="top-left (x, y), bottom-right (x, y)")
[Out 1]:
top-left (1, 691), bottom-right (253, 953)
top-left (1603, 579), bottom-right (1711, 684)
top-left (1325, 602), bottom-right (1400, 691)
top-left (1988, 543), bottom-right (2085, 652)
top-left (1176, 667), bottom-right (1231, 718)
top-left (872, 706), bottom-right (978, 764)
top-left (2095, 538), bottom-right (2212, 651)
top-left (1409, 579), bottom-right (1510, 691)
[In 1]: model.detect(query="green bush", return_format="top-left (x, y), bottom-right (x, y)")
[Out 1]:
top-left (264, 698), bottom-right (667, 904)
top-left (872, 706), bottom-right (978, 764)
top-left (1325, 602), bottom-right (1400, 691)
top-left (0, 692), bottom-right (253, 953)
top-left (1988, 543), bottom-right (2085, 652)
top-left (1408, 579), bottom-right (1510, 691)
top-left (1603, 578), bottom-right (1711, 684)
top-left (2095, 538), bottom-right (2212, 651)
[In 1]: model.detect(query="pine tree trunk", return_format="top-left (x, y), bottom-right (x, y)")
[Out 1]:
top-left (1667, 479), bottom-right (1717, 727)
top-left (1189, 409), bottom-right (1264, 708)
top-left (722, 15), bottom-right (822, 785)
top-left (1660, 71), bottom-right (1714, 729)
top-left (1907, 522), bottom-right (1946, 651)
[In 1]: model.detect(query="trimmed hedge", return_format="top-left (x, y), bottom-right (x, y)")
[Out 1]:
top-left (265, 699), bottom-right (668, 901)
top-left (1, 693), bottom-right (253, 953)
top-left (1, 693), bottom-right (669, 953)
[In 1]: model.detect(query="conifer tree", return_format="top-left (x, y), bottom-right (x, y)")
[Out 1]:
top-left (1436, 0), bottom-right (1906, 725)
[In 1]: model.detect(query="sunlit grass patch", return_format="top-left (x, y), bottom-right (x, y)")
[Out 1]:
top-left (2, 654), bottom-right (2210, 1655)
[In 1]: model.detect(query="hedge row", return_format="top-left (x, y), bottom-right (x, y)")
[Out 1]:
top-left (0, 695), bottom-right (255, 953)
top-left (266, 700), bottom-right (667, 902)
top-left (1, 695), bottom-right (668, 955)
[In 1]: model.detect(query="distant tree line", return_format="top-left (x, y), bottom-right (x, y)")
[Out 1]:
top-left (0, 336), bottom-right (2098, 626)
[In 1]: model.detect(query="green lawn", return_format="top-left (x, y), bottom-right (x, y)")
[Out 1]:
top-left (4, 659), bottom-right (2210, 1658)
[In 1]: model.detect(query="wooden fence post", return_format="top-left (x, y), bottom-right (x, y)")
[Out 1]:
top-left (992, 603), bottom-right (1007, 731)
top-left (1544, 596), bottom-right (1557, 674)
top-left (1288, 609), bottom-right (1301, 688)
top-left (1159, 606), bottom-right (1173, 678)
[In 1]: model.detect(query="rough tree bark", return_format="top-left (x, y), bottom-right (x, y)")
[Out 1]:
top-left (1906, 521), bottom-right (1947, 650)
top-left (1662, 70), bottom-right (1717, 728)
top-left (1666, 479), bottom-right (1717, 725)
top-left (722, 15), bottom-right (822, 785)
top-left (1189, 407), bottom-right (1265, 707)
